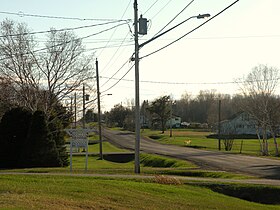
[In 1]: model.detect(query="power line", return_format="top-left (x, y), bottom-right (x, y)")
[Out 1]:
top-left (0, 22), bottom-right (129, 61)
top-left (154, 0), bottom-right (195, 36)
top-left (102, 64), bottom-right (135, 93)
top-left (100, 76), bottom-right (237, 85)
top-left (100, 59), bottom-right (130, 87)
top-left (33, 22), bottom-right (129, 53)
top-left (0, 10), bottom-right (127, 22)
top-left (99, 0), bottom-right (132, 73)
top-left (100, 76), bottom-right (280, 85)
top-left (143, 0), bottom-right (160, 15)
top-left (0, 20), bottom-right (129, 38)
top-left (141, 0), bottom-right (240, 59)
top-left (151, 0), bottom-right (173, 20)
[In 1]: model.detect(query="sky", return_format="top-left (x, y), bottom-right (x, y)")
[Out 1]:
top-left (0, 0), bottom-right (280, 112)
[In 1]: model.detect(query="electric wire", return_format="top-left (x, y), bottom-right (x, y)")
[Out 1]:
top-left (154, 0), bottom-right (195, 37)
top-left (100, 59), bottom-right (130, 88)
top-left (100, 76), bottom-right (280, 86)
top-left (33, 22), bottom-right (129, 54)
top-left (102, 64), bottom-right (135, 93)
top-left (100, 76), bottom-right (237, 85)
top-left (97, 0), bottom-right (132, 59)
top-left (0, 20), bottom-right (129, 38)
top-left (98, 0), bottom-right (133, 89)
top-left (150, 0), bottom-right (173, 20)
top-left (0, 10), bottom-right (126, 22)
top-left (143, 0), bottom-right (160, 15)
top-left (0, 22), bottom-right (129, 61)
top-left (141, 0), bottom-right (240, 59)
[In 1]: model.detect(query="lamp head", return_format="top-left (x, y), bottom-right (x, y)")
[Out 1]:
top-left (197, 14), bottom-right (210, 19)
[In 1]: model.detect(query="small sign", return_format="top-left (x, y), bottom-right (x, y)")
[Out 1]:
top-left (65, 129), bottom-right (95, 172)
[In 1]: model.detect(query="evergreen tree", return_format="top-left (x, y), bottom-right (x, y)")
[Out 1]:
top-left (0, 108), bottom-right (32, 168)
top-left (22, 111), bottom-right (60, 167)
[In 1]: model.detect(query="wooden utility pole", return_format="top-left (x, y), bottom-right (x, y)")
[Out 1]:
top-left (218, 99), bottom-right (221, 150)
top-left (82, 84), bottom-right (86, 129)
top-left (134, 0), bottom-right (140, 174)
top-left (74, 92), bottom-right (77, 129)
top-left (96, 58), bottom-right (103, 160)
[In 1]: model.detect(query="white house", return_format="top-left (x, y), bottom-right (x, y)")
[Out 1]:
top-left (166, 115), bottom-right (182, 128)
top-left (220, 112), bottom-right (256, 135)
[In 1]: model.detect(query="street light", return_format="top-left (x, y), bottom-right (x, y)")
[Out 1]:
top-left (139, 13), bottom-right (211, 48)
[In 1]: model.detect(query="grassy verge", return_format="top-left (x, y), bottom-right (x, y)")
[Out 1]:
top-left (0, 174), bottom-right (279, 210)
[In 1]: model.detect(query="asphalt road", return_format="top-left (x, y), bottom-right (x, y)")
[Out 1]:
top-left (103, 129), bottom-right (280, 180)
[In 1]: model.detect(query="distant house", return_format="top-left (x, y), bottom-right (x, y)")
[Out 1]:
top-left (220, 112), bottom-right (256, 136)
top-left (166, 115), bottom-right (181, 128)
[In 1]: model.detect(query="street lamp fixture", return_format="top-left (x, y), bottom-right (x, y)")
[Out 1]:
top-left (197, 13), bottom-right (210, 19)
top-left (139, 13), bottom-right (211, 48)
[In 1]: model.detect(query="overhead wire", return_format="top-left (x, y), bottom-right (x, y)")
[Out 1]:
top-left (98, 0), bottom-right (134, 89)
top-left (102, 64), bottom-right (135, 93)
top-left (100, 59), bottom-right (130, 88)
top-left (150, 0), bottom-right (173, 20)
top-left (98, 0), bottom-right (241, 93)
top-left (0, 10), bottom-right (127, 22)
top-left (0, 20), bottom-right (130, 38)
top-left (143, 0), bottom-right (160, 15)
top-left (100, 76), bottom-right (280, 86)
top-left (96, 0), bottom-right (132, 59)
top-left (154, 0), bottom-right (195, 37)
top-left (141, 0), bottom-right (240, 59)
top-left (100, 76), bottom-right (237, 85)
top-left (0, 21), bottom-right (129, 61)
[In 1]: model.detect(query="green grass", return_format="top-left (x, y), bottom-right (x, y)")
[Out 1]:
top-left (0, 174), bottom-right (279, 210)
top-left (0, 153), bottom-right (249, 179)
top-left (141, 129), bottom-right (280, 157)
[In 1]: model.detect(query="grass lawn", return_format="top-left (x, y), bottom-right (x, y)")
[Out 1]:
top-left (0, 174), bottom-right (280, 210)
top-left (141, 129), bottom-right (280, 157)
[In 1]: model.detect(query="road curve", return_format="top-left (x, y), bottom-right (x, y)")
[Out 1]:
top-left (103, 129), bottom-right (280, 179)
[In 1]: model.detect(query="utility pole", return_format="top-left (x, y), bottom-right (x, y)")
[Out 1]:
top-left (96, 58), bottom-right (103, 160)
top-left (134, 0), bottom-right (140, 174)
top-left (218, 99), bottom-right (221, 150)
top-left (170, 100), bottom-right (173, 137)
top-left (74, 92), bottom-right (77, 129)
top-left (82, 84), bottom-right (86, 129)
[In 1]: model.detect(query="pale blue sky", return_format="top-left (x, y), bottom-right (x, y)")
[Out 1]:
top-left (0, 0), bottom-right (279, 111)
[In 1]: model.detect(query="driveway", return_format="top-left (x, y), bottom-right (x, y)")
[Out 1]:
top-left (103, 129), bottom-right (280, 179)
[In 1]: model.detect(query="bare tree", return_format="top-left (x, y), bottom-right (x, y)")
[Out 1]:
top-left (238, 64), bottom-right (280, 156)
top-left (0, 19), bottom-right (93, 118)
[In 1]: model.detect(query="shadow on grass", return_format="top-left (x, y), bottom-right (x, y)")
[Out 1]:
top-left (102, 153), bottom-right (134, 163)
top-left (198, 183), bottom-right (280, 205)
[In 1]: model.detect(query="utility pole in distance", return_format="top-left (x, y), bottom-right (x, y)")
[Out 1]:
top-left (218, 99), bottom-right (221, 150)
top-left (96, 58), bottom-right (103, 160)
top-left (134, 0), bottom-right (140, 174)
top-left (82, 84), bottom-right (86, 129)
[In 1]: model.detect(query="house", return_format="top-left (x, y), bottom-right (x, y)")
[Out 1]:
top-left (166, 115), bottom-right (182, 128)
top-left (219, 112), bottom-right (256, 136)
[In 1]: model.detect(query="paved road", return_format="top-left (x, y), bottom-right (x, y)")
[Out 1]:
top-left (103, 129), bottom-right (280, 179)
